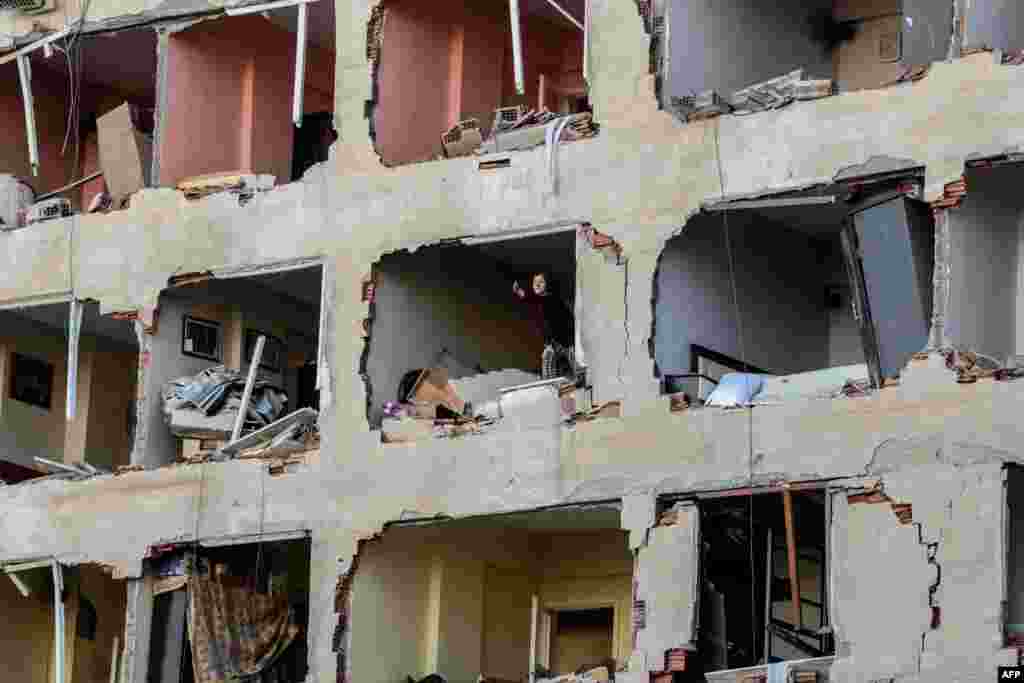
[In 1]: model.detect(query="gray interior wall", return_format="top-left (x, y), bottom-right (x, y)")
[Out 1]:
top-left (664, 0), bottom-right (834, 106)
top-left (141, 280), bottom-right (320, 467)
top-left (365, 245), bottom-right (551, 424)
top-left (653, 212), bottom-right (832, 377)
top-left (946, 167), bottom-right (1024, 363)
top-left (828, 288), bottom-right (864, 366)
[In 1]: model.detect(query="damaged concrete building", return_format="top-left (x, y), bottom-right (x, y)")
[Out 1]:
top-left (3, 0), bottom-right (1024, 681)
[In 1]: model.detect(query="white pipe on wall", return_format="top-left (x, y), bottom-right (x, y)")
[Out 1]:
top-left (509, 0), bottom-right (525, 95)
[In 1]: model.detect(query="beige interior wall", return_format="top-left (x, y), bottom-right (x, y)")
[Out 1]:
top-left (84, 348), bottom-right (139, 471)
top-left (0, 323), bottom-right (69, 468)
top-left (535, 531), bottom-right (633, 668)
top-left (70, 567), bottom-right (128, 683)
top-left (350, 525), bottom-right (631, 683)
top-left (550, 612), bottom-right (613, 674)
top-left (832, 0), bottom-right (904, 92)
top-left (0, 570), bottom-right (54, 683)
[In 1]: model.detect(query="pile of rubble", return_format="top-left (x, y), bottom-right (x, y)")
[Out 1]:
top-left (440, 105), bottom-right (599, 159)
top-left (162, 364), bottom-right (288, 439)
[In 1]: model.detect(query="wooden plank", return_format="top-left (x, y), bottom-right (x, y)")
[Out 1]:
top-left (782, 487), bottom-right (802, 629)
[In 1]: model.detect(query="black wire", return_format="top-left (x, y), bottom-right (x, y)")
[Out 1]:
top-left (712, 116), bottom-right (760, 665)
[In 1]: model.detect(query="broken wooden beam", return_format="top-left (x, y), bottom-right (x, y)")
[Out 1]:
top-left (782, 486), bottom-right (802, 629)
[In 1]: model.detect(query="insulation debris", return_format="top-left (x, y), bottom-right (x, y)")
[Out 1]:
top-left (478, 110), bottom-right (598, 154)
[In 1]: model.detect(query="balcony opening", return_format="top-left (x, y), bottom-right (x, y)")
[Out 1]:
top-left (145, 263), bottom-right (323, 467)
top-left (364, 227), bottom-right (592, 439)
top-left (348, 503), bottom-right (628, 682)
top-left (944, 160), bottom-right (1024, 368)
top-left (160, 2), bottom-right (337, 194)
top-left (0, 300), bottom-right (138, 475)
top-left (2, 561), bottom-right (127, 683)
top-left (371, 0), bottom-right (595, 166)
top-left (694, 490), bottom-right (834, 679)
top-left (653, 178), bottom-right (934, 409)
top-left (145, 535), bottom-right (311, 683)
top-left (654, 0), bottom-right (949, 121)
top-left (2, 27), bottom-right (158, 225)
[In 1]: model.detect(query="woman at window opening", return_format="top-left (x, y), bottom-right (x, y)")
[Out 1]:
top-left (513, 271), bottom-right (575, 380)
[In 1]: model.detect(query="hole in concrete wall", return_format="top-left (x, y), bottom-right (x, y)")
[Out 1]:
top-left (943, 160), bottom-right (1024, 366)
top-left (0, 300), bottom-right (138, 474)
top-left (696, 491), bottom-right (832, 675)
top-left (160, 3), bottom-right (336, 191)
top-left (365, 229), bottom-right (587, 435)
top-left (658, 0), bottom-right (940, 122)
top-left (7, 27), bottom-right (158, 214)
top-left (144, 536), bottom-right (311, 683)
top-left (651, 178), bottom-right (934, 407)
top-left (145, 265), bottom-right (323, 467)
top-left (371, 0), bottom-right (593, 166)
top-left (347, 504), bottom-right (627, 682)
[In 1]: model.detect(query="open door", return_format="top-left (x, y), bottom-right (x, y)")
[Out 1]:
top-left (842, 194), bottom-right (935, 388)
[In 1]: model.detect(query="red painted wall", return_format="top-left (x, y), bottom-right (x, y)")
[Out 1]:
top-left (0, 62), bottom-right (79, 202)
top-left (160, 16), bottom-right (335, 187)
top-left (375, 0), bottom-right (583, 166)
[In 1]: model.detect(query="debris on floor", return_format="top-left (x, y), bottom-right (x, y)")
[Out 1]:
top-left (566, 400), bottom-right (622, 424)
top-left (163, 365), bottom-right (288, 441)
top-left (177, 172), bottom-right (275, 203)
top-left (382, 366), bottom-right (499, 443)
top-left (669, 69), bottom-right (836, 122)
top-left (536, 666), bottom-right (610, 683)
top-left (473, 108), bottom-right (598, 155)
top-left (441, 120), bottom-right (484, 159)
top-left (940, 348), bottom-right (1011, 383)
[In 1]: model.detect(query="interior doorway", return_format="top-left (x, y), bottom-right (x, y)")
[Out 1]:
top-left (549, 607), bottom-right (614, 675)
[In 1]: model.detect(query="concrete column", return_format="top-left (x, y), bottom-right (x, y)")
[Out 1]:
top-left (63, 346), bottom-right (94, 465)
top-left (120, 577), bottom-right (154, 683)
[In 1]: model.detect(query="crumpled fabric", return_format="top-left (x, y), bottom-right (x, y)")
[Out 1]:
top-left (163, 365), bottom-right (288, 429)
top-left (188, 571), bottom-right (299, 683)
top-left (704, 372), bottom-right (764, 408)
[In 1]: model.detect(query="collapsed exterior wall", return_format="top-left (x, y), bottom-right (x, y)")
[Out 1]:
top-left (3, 1), bottom-right (1024, 683)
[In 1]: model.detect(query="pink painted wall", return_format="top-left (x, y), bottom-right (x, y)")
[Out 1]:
top-left (375, 0), bottom-right (583, 166)
top-left (160, 16), bottom-right (335, 187)
top-left (375, 0), bottom-right (455, 165)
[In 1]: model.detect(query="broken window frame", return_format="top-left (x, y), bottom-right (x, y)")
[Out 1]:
top-left (673, 483), bottom-right (833, 673)
top-left (681, 177), bottom-right (933, 395)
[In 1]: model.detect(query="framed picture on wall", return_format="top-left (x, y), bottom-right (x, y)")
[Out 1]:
top-left (9, 352), bottom-right (54, 410)
top-left (244, 330), bottom-right (284, 373)
top-left (182, 316), bottom-right (222, 362)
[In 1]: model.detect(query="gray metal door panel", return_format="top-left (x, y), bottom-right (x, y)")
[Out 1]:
top-left (852, 196), bottom-right (935, 380)
top-left (902, 0), bottom-right (953, 65)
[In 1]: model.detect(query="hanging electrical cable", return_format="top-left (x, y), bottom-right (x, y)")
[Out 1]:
top-left (712, 116), bottom-right (762, 664)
